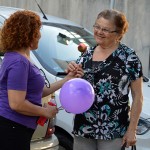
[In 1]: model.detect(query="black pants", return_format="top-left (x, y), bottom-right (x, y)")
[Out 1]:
top-left (0, 116), bottom-right (34, 150)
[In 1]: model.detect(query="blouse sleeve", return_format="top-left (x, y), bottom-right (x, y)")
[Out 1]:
top-left (126, 51), bottom-right (143, 81)
top-left (7, 61), bottom-right (29, 90)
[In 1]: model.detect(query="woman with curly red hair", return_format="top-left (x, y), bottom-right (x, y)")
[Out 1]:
top-left (0, 10), bottom-right (83, 150)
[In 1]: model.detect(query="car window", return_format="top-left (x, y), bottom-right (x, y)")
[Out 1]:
top-left (33, 23), bottom-right (96, 76)
top-left (0, 15), bottom-right (5, 26)
top-left (0, 16), bottom-right (5, 57)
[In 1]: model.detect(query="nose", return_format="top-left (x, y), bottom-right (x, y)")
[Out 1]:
top-left (96, 28), bottom-right (104, 34)
top-left (97, 28), bottom-right (103, 33)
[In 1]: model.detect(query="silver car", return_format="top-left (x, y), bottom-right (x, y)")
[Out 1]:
top-left (31, 113), bottom-right (59, 150)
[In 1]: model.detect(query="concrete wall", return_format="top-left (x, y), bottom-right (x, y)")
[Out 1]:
top-left (115, 0), bottom-right (150, 77)
top-left (0, 0), bottom-right (150, 77)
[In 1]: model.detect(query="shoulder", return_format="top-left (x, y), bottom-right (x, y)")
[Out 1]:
top-left (119, 43), bottom-right (135, 55)
top-left (117, 43), bottom-right (140, 61)
top-left (5, 52), bottom-right (29, 63)
top-left (3, 52), bottom-right (30, 69)
top-left (119, 44), bottom-right (143, 80)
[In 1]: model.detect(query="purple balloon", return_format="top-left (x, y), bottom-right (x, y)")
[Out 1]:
top-left (59, 78), bottom-right (95, 114)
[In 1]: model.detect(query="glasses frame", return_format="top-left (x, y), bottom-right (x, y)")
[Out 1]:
top-left (39, 68), bottom-right (50, 88)
top-left (93, 24), bottom-right (117, 34)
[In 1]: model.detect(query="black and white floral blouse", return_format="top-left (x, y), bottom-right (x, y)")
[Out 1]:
top-left (72, 43), bottom-right (143, 140)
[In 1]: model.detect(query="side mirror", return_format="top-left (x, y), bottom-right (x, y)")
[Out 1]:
top-left (143, 76), bottom-right (149, 82)
top-left (57, 33), bottom-right (71, 45)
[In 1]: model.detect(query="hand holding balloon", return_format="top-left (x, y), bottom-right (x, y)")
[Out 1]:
top-left (59, 78), bottom-right (95, 114)
top-left (37, 102), bottom-right (57, 126)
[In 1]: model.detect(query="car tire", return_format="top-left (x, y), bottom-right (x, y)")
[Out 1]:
top-left (55, 132), bottom-right (73, 150)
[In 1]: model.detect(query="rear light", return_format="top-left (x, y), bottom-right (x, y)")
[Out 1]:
top-left (45, 127), bottom-right (55, 138)
top-left (45, 117), bottom-right (56, 138)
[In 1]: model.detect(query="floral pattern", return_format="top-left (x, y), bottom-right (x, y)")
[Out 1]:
top-left (73, 43), bottom-right (143, 140)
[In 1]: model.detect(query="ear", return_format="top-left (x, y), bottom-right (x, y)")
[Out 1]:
top-left (30, 44), bottom-right (33, 49)
top-left (116, 34), bottom-right (122, 42)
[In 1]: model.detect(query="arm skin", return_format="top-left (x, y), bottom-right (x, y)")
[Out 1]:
top-left (122, 77), bottom-right (143, 147)
top-left (42, 64), bottom-right (83, 97)
top-left (42, 75), bottom-right (71, 97)
top-left (8, 90), bottom-right (58, 119)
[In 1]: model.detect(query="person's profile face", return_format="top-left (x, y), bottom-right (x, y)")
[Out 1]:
top-left (30, 30), bottom-right (41, 50)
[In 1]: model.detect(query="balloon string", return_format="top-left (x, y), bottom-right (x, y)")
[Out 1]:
top-left (58, 106), bottom-right (64, 111)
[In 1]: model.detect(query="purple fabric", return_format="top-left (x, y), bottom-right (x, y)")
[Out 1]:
top-left (0, 52), bottom-right (45, 129)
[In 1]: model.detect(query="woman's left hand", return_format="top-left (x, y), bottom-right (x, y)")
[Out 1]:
top-left (122, 129), bottom-right (136, 148)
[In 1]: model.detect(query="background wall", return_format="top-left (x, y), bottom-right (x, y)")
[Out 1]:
top-left (0, 0), bottom-right (150, 77)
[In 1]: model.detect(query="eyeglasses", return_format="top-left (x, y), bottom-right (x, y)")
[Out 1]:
top-left (93, 24), bottom-right (117, 34)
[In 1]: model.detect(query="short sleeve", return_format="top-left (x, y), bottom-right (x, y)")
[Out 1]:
top-left (7, 61), bottom-right (29, 90)
top-left (126, 52), bottom-right (143, 81)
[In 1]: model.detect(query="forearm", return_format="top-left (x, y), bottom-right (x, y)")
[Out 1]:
top-left (128, 95), bottom-right (143, 131)
top-left (11, 99), bottom-right (46, 117)
top-left (42, 76), bottom-right (71, 97)
top-left (42, 64), bottom-right (84, 97)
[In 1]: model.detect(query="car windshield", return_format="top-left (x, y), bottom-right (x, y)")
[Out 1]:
top-left (32, 22), bottom-right (96, 77)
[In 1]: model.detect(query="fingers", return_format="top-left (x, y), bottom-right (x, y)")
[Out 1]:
top-left (78, 64), bottom-right (82, 68)
top-left (75, 69), bottom-right (84, 78)
top-left (65, 69), bottom-right (69, 74)
top-left (66, 62), bottom-right (82, 73)
top-left (66, 61), bottom-right (84, 78)
top-left (122, 138), bottom-right (126, 147)
top-left (122, 136), bottom-right (136, 148)
top-left (68, 61), bottom-right (80, 72)
top-left (44, 104), bottom-right (58, 119)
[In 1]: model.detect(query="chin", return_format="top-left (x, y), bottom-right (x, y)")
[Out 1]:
top-left (95, 37), bottom-right (103, 43)
top-left (96, 40), bottom-right (103, 45)
top-left (31, 45), bottom-right (38, 50)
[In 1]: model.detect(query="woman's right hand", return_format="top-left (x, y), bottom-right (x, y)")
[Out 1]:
top-left (44, 103), bottom-right (58, 119)
top-left (66, 61), bottom-right (79, 72)
top-left (65, 61), bottom-right (84, 79)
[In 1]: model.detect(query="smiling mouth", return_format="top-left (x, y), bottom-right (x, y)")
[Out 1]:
top-left (97, 35), bottom-right (105, 39)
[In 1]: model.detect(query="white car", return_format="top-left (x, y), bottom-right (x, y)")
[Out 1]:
top-left (135, 76), bottom-right (150, 150)
top-left (0, 6), bottom-right (150, 150)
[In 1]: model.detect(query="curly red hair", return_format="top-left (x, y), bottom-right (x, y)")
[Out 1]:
top-left (0, 10), bottom-right (42, 52)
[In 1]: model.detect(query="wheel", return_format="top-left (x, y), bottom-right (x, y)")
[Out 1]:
top-left (55, 131), bottom-right (73, 150)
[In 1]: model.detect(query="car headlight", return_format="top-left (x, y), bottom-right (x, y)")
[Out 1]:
top-left (136, 117), bottom-right (150, 135)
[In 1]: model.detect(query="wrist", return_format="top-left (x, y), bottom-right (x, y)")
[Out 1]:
top-left (127, 126), bottom-right (137, 133)
top-left (64, 75), bottom-right (74, 82)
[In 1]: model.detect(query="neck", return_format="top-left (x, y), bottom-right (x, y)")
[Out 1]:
top-left (15, 48), bottom-right (30, 59)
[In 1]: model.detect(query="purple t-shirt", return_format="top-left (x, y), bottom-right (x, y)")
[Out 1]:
top-left (0, 52), bottom-right (45, 129)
